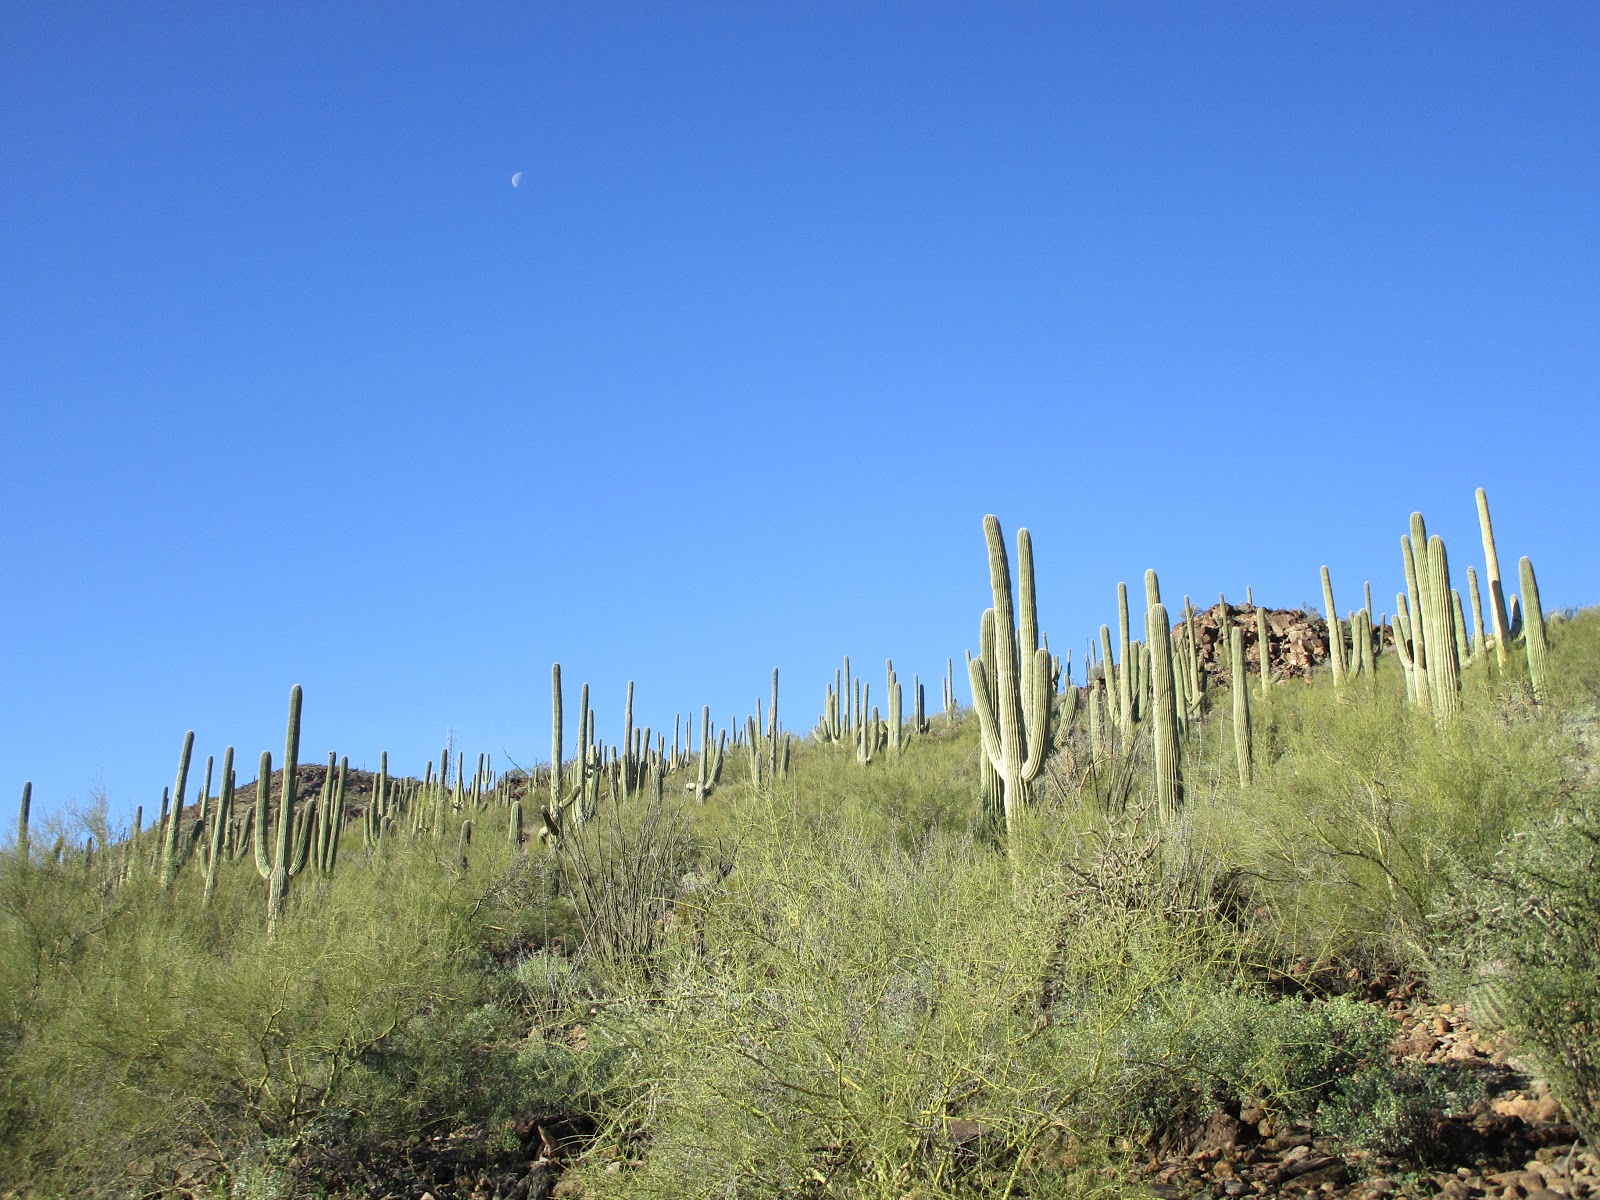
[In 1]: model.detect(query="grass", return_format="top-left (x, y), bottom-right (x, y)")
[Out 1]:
top-left (0, 610), bottom-right (1596, 1197)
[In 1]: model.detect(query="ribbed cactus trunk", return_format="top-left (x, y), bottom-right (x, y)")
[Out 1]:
top-left (1520, 557), bottom-right (1549, 702)
top-left (886, 661), bottom-right (903, 756)
top-left (694, 706), bottom-right (713, 801)
top-left (1477, 488), bottom-right (1512, 666)
top-left (1117, 583), bottom-right (1133, 735)
top-left (1426, 537), bottom-right (1461, 724)
top-left (1148, 604), bottom-right (1183, 820)
top-left (1320, 567), bottom-right (1345, 694)
top-left (159, 730), bottom-right (196, 890)
top-left (202, 747), bottom-right (234, 908)
top-left (550, 664), bottom-right (564, 829)
top-left (967, 517), bottom-right (1051, 837)
top-left (15, 782), bottom-right (30, 863)
top-left (253, 684), bottom-right (304, 936)
top-left (768, 669), bottom-right (780, 780)
top-left (1255, 605), bottom-right (1272, 701)
top-left (1230, 626), bottom-right (1252, 787)
top-left (1400, 536), bottom-right (1432, 712)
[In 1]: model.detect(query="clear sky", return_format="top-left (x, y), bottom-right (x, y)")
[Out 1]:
top-left (4, 4), bottom-right (1597, 830)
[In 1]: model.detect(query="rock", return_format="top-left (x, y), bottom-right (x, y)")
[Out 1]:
top-left (1196, 1109), bottom-right (1243, 1155)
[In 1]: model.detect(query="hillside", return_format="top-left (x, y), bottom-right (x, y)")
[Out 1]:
top-left (2, 501), bottom-right (1597, 1200)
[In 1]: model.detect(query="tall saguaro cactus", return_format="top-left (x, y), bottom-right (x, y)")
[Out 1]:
top-left (1117, 583), bottom-right (1134, 735)
top-left (967, 516), bottom-right (1052, 836)
top-left (1320, 567), bottom-right (1345, 693)
top-left (1476, 488), bottom-right (1512, 666)
top-left (254, 684), bottom-right (309, 936)
top-left (1426, 536), bottom-right (1461, 722)
top-left (202, 747), bottom-right (234, 908)
top-left (15, 782), bottom-right (31, 862)
top-left (159, 730), bottom-right (196, 890)
top-left (1148, 603), bottom-right (1183, 819)
top-left (550, 664), bottom-right (564, 829)
top-left (1230, 626), bottom-right (1252, 787)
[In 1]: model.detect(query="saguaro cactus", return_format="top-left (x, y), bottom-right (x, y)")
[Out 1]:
top-left (1477, 488), bottom-right (1512, 666)
top-left (1254, 605), bottom-right (1273, 700)
top-left (1230, 626), bottom-right (1252, 787)
top-left (1520, 556), bottom-right (1549, 702)
top-left (159, 730), bottom-right (196, 890)
top-left (549, 664), bottom-right (565, 830)
top-left (1148, 603), bottom-right (1183, 820)
top-left (1321, 567), bottom-right (1345, 693)
top-left (1426, 536), bottom-right (1461, 723)
top-left (1117, 583), bottom-right (1134, 735)
top-left (15, 782), bottom-right (31, 862)
top-left (202, 748), bottom-right (234, 908)
top-left (966, 516), bottom-right (1052, 836)
top-left (254, 685), bottom-right (309, 935)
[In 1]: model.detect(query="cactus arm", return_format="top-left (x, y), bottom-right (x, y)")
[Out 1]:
top-left (967, 653), bottom-right (1005, 771)
top-left (1019, 647), bottom-right (1052, 780)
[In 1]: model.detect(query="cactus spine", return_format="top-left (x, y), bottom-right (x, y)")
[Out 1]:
top-left (1520, 556), bottom-right (1549, 702)
top-left (966, 517), bottom-right (1052, 836)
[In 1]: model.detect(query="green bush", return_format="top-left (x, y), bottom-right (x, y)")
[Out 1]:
top-left (1434, 794), bottom-right (1600, 1145)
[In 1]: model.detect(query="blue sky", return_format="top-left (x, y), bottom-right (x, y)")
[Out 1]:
top-left (4, 4), bottom-right (1597, 828)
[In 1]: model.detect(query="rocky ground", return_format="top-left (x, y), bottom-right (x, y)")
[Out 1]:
top-left (281, 971), bottom-right (1592, 1200)
top-left (1140, 981), bottom-right (1594, 1200)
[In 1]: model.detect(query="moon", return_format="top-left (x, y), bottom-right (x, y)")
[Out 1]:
top-left (511, 171), bottom-right (524, 188)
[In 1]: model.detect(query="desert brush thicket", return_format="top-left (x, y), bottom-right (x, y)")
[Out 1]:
top-left (2, 488), bottom-right (1597, 1199)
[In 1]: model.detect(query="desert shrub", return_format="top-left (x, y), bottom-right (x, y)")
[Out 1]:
top-left (0, 820), bottom-right (616, 1197)
top-left (1432, 794), bottom-right (1600, 1145)
top-left (1317, 1062), bottom-right (1484, 1161)
top-left (1207, 671), bottom-right (1567, 964)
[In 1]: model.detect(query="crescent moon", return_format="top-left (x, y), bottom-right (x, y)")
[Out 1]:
top-left (511, 171), bottom-right (524, 188)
